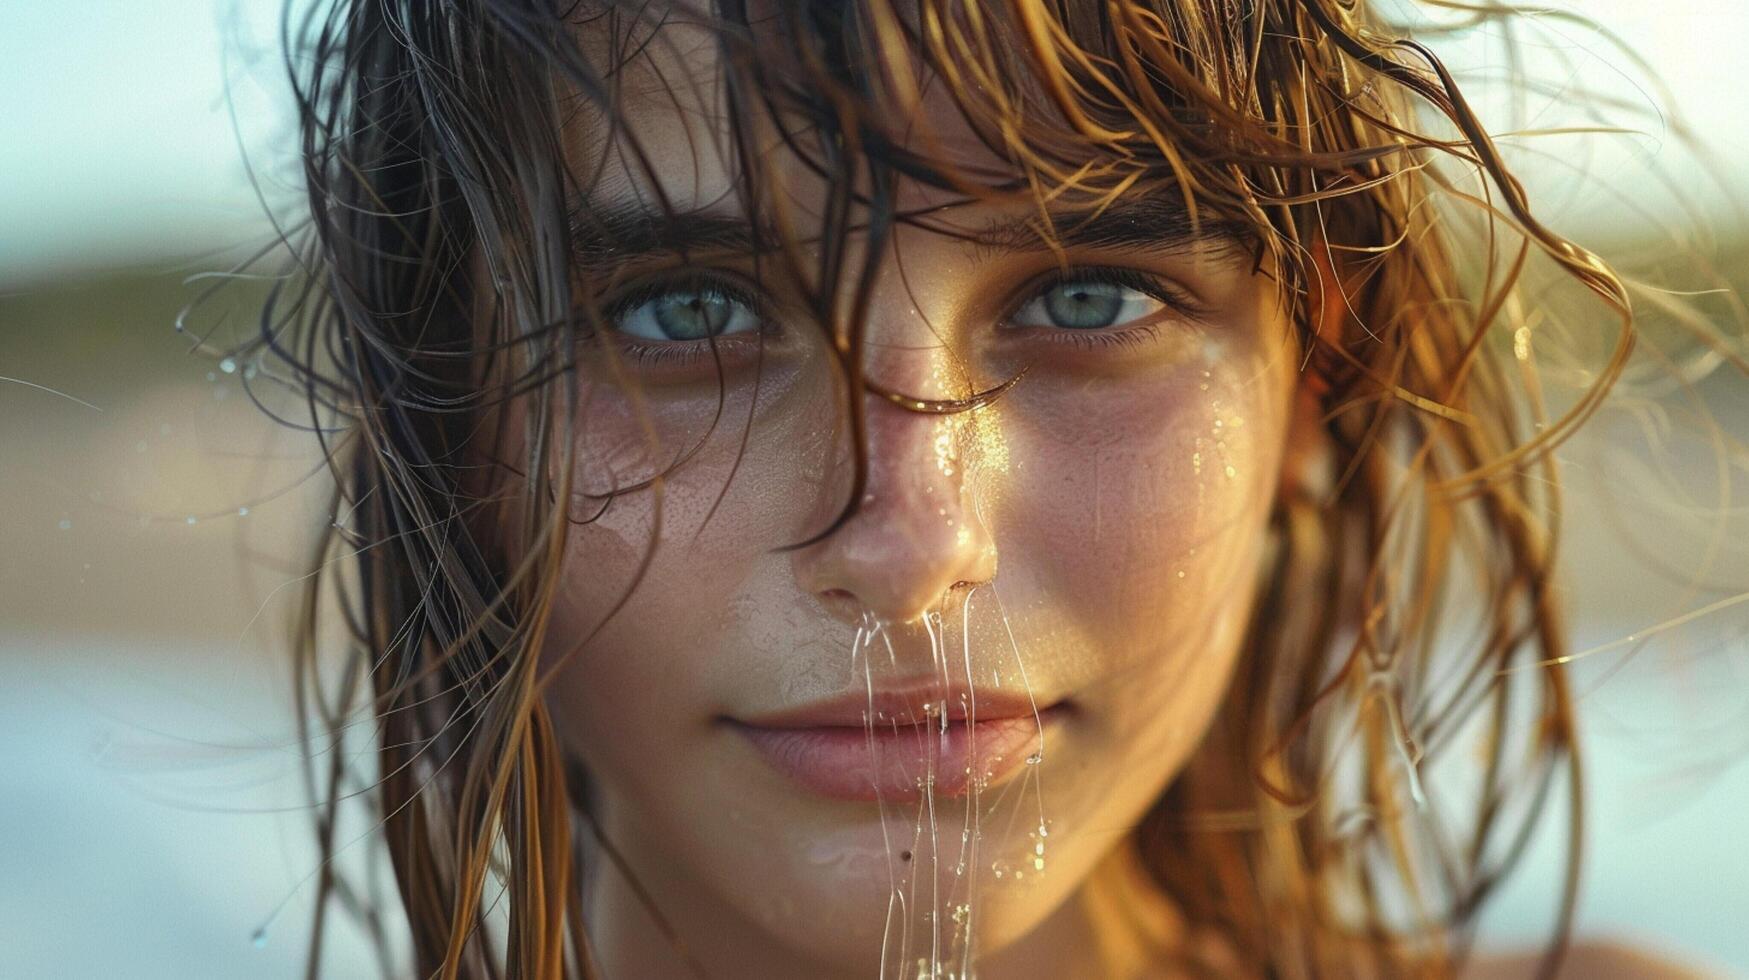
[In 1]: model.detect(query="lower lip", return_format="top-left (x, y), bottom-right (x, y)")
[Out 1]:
top-left (731, 707), bottom-right (1064, 803)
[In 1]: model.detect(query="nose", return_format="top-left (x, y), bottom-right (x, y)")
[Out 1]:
top-left (789, 343), bottom-right (999, 625)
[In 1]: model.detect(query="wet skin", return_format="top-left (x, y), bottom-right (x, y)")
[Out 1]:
top-left (524, 16), bottom-right (1307, 980)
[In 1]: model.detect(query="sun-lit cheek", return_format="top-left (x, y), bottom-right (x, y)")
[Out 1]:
top-left (1000, 352), bottom-right (1288, 629)
top-left (1189, 371), bottom-right (1250, 479)
top-left (1081, 448), bottom-right (1208, 616)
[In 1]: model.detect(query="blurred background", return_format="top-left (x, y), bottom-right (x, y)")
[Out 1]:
top-left (2, 1), bottom-right (1746, 977)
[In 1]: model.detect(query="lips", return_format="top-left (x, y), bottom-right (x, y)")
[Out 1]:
top-left (728, 689), bottom-right (1065, 802)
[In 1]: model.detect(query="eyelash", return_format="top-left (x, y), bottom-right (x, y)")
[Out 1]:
top-left (593, 266), bottom-right (1202, 365)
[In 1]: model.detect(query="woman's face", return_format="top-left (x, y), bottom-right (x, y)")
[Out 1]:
top-left (535, 18), bottom-right (1300, 977)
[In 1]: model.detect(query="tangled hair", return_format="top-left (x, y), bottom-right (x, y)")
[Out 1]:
top-left (249, 0), bottom-right (1738, 977)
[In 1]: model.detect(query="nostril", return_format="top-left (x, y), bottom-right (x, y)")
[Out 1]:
top-left (818, 584), bottom-right (860, 609)
top-left (814, 588), bottom-right (867, 625)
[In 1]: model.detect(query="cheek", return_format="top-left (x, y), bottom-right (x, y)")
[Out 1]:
top-left (539, 362), bottom-right (835, 736)
top-left (968, 342), bottom-right (1289, 831)
top-left (999, 347), bottom-right (1288, 638)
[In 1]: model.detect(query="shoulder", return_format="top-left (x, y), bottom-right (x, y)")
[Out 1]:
top-left (1468, 940), bottom-right (1722, 980)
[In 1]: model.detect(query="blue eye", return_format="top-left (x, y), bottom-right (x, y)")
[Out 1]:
top-left (1010, 277), bottom-right (1166, 330)
top-left (615, 286), bottom-right (761, 341)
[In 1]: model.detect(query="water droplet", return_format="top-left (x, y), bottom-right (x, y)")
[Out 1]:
top-left (206, 371), bottom-right (217, 382)
top-left (134, 440), bottom-right (147, 453)
top-left (251, 926), bottom-right (268, 948)
top-left (1223, 465), bottom-right (1237, 479)
top-left (57, 518), bottom-right (71, 531)
top-left (220, 357), bottom-right (237, 374)
top-left (185, 515), bottom-right (198, 526)
top-left (237, 506), bottom-right (250, 517)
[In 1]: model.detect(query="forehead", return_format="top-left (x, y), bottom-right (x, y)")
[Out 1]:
top-left (555, 3), bottom-right (1263, 273)
top-left (563, 5), bottom-right (1030, 222)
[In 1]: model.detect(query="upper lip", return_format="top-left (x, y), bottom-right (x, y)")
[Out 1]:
top-left (733, 685), bottom-right (1061, 729)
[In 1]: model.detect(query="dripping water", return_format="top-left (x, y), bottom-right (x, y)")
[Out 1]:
top-left (921, 605), bottom-right (946, 977)
top-left (862, 615), bottom-right (911, 980)
top-left (983, 584), bottom-right (1051, 887)
top-left (850, 572), bottom-right (1053, 978)
top-left (951, 585), bottom-right (982, 980)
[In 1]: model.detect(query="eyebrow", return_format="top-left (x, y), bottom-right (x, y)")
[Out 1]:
top-left (568, 201), bottom-right (775, 272)
top-left (961, 197), bottom-right (1252, 259)
top-left (565, 195), bottom-right (1250, 272)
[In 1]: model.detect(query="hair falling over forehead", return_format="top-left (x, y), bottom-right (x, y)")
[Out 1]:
top-left (252, 0), bottom-right (1741, 977)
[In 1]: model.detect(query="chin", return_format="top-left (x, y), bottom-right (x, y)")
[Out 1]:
top-left (733, 853), bottom-right (1086, 976)
top-left (687, 776), bottom-right (1098, 975)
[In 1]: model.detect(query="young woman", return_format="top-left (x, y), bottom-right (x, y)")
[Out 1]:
top-left (261, 0), bottom-right (1738, 976)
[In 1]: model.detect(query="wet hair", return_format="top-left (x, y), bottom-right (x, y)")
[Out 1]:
top-left (251, 0), bottom-right (1739, 977)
